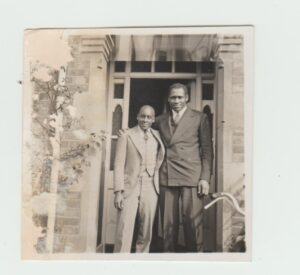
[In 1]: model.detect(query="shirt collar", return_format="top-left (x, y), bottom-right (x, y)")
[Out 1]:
top-left (137, 125), bottom-right (151, 136)
top-left (172, 106), bottom-right (187, 119)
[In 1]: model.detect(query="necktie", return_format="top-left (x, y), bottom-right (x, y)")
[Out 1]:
top-left (173, 112), bottom-right (180, 125)
top-left (144, 130), bottom-right (149, 141)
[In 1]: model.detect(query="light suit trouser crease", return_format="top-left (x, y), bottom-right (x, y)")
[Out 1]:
top-left (114, 175), bottom-right (158, 253)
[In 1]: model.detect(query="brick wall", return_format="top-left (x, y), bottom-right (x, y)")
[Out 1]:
top-left (50, 34), bottom-right (111, 253)
top-left (218, 35), bottom-right (245, 251)
top-left (51, 36), bottom-right (92, 253)
top-left (53, 191), bottom-right (83, 252)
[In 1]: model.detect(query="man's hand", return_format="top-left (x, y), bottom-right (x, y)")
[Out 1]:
top-left (114, 191), bottom-right (124, 210)
top-left (197, 180), bottom-right (209, 196)
top-left (117, 128), bottom-right (128, 137)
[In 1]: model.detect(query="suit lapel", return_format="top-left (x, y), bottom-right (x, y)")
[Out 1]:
top-left (159, 113), bottom-right (172, 145)
top-left (169, 107), bottom-right (194, 145)
top-left (150, 128), bottom-right (165, 167)
top-left (129, 127), bottom-right (165, 168)
top-left (128, 126), bottom-right (144, 158)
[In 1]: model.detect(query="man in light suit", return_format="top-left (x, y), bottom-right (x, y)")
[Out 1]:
top-left (155, 83), bottom-right (213, 252)
top-left (113, 105), bottom-right (165, 253)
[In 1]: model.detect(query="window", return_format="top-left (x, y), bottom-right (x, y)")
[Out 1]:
top-left (114, 83), bottom-right (124, 99)
top-left (111, 105), bottom-right (123, 135)
top-left (110, 105), bottom-right (123, 170)
top-left (114, 61), bottom-right (126, 72)
top-left (154, 61), bottom-right (172, 72)
top-left (202, 83), bottom-right (214, 100)
top-left (131, 61), bottom-right (151, 72)
top-left (175, 62), bottom-right (197, 73)
top-left (201, 62), bottom-right (215, 74)
top-left (110, 139), bottom-right (118, 170)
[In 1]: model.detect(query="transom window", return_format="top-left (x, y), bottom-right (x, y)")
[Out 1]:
top-left (114, 61), bottom-right (211, 74)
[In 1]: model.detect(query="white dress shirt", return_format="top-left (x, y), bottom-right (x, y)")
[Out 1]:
top-left (171, 105), bottom-right (187, 123)
top-left (137, 126), bottom-right (158, 177)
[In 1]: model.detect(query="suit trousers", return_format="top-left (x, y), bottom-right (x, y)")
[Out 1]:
top-left (114, 174), bottom-right (158, 253)
top-left (159, 186), bottom-right (204, 252)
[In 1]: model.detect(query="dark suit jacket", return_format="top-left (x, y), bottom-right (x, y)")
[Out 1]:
top-left (154, 107), bottom-right (213, 187)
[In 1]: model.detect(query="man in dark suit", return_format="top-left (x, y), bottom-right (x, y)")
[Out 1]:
top-left (155, 83), bottom-right (213, 252)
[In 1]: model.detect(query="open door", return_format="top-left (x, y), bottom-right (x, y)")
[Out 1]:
top-left (100, 72), bottom-right (131, 252)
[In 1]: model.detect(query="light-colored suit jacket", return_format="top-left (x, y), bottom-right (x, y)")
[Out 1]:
top-left (114, 126), bottom-right (165, 197)
top-left (155, 107), bottom-right (213, 187)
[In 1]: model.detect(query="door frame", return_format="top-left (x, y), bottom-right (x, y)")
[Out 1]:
top-left (100, 60), bottom-right (219, 251)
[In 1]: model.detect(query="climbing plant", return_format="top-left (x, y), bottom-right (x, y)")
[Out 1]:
top-left (30, 63), bottom-right (105, 253)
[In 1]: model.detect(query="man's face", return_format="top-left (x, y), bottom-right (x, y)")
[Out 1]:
top-left (137, 107), bottom-right (155, 131)
top-left (168, 87), bottom-right (188, 112)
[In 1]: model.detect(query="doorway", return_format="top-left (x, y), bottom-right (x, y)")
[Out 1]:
top-left (128, 78), bottom-right (216, 252)
top-left (100, 61), bottom-right (218, 252)
top-left (129, 78), bottom-right (194, 252)
top-left (128, 78), bottom-right (192, 127)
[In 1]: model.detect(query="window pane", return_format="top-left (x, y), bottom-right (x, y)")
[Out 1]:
top-left (201, 62), bottom-right (215, 74)
top-left (110, 105), bottom-right (123, 170)
top-left (131, 61), bottom-right (151, 72)
top-left (114, 83), bottom-right (124, 99)
top-left (154, 61), bottom-right (172, 72)
top-left (110, 139), bottom-right (117, 170)
top-left (114, 61), bottom-right (126, 72)
top-left (111, 105), bottom-right (123, 135)
top-left (175, 62), bottom-right (196, 73)
top-left (202, 83), bottom-right (214, 100)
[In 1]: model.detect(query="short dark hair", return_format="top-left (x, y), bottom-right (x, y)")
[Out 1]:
top-left (137, 105), bottom-right (155, 117)
top-left (168, 83), bottom-right (188, 96)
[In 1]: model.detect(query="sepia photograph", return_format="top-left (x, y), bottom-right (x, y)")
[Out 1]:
top-left (22, 26), bottom-right (253, 261)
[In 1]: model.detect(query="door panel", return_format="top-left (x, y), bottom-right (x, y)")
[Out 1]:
top-left (103, 75), bottom-right (130, 247)
top-left (202, 84), bottom-right (217, 251)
